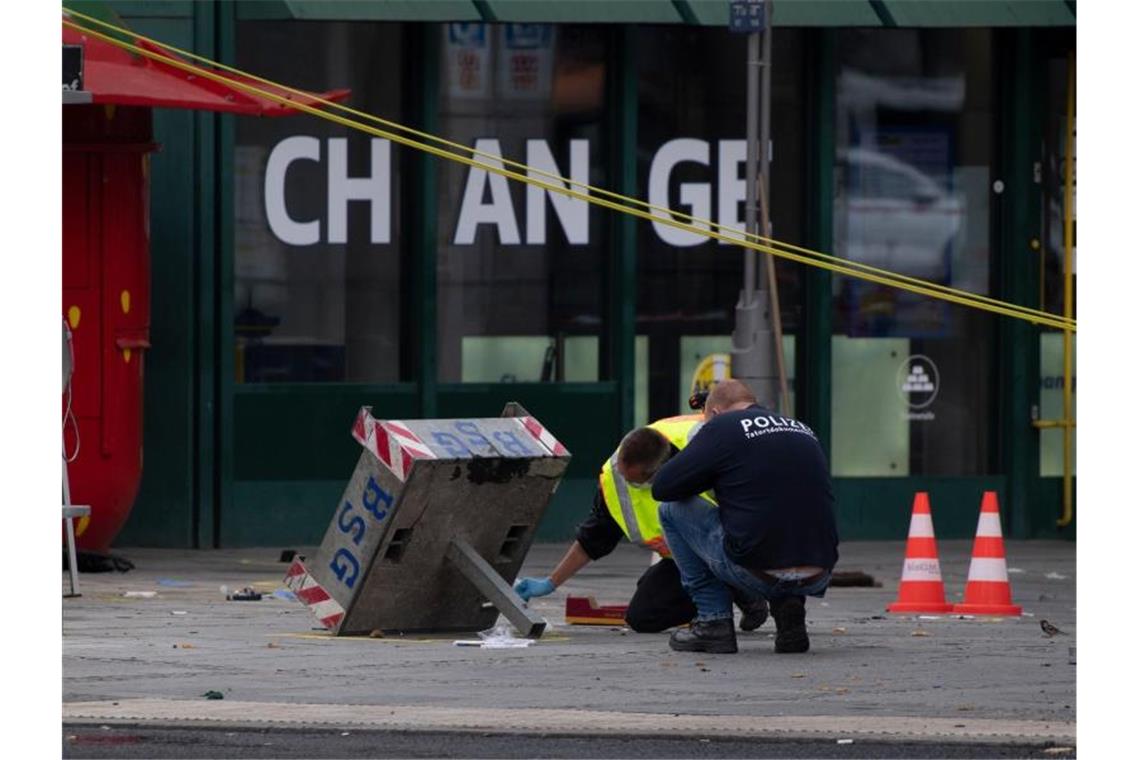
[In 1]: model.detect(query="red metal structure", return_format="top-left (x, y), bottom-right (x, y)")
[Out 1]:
top-left (62, 14), bottom-right (346, 551)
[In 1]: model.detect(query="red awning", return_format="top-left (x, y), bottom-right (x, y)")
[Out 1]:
top-left (62, 17), bottom-right (349, 116)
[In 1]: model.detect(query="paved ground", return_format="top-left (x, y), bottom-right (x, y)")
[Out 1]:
top-left (61, 724), bottom-right (1075, 759)
top-left (63, 540), bottom-right (1076, 753)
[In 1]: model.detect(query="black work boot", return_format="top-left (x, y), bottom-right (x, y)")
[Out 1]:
top-left (737, 596), bottom-right (769, 632)
top-left (668, 618), bottom-right (738, 654)
top-left (770, 596), bottom-right (809, 653)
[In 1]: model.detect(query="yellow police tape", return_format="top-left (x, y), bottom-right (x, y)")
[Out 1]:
top-left (63, 9), bottom-right (1075, 333)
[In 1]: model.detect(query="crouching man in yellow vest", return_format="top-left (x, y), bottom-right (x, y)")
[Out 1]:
top-left (513, 415), bottom-right (769, 632)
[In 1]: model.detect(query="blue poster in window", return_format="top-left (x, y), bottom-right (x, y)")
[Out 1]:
top-left (449, 23), bottom-right (486, 47)
top-left (504, 24), bottom-right (551, 50)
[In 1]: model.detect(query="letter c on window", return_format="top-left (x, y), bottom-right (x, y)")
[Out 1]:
top-left (265, 136), bottom-right (321, 246)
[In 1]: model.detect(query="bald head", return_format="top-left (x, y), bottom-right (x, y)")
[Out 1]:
top-left (705, 379), bottom-right (757, 419)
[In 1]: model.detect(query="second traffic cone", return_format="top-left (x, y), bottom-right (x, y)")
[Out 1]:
top-left (887, 492), bottom-right (953, 613)
top-left (952, 491), bottom-right (1022, 616)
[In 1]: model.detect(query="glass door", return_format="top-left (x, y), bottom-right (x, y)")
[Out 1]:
top-left (830, 28), bottom-right (998, 479)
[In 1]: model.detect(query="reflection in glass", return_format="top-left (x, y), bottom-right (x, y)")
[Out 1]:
top-left (436, 24), bottom-right (608, 384)
top-left (234, 22), bottom-right (405, 383)
top-left (830, 29), bottom-right (994, 477)
top-left (635, 27), bottom-right (805, 420)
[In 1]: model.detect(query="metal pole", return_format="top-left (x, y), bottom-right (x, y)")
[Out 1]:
top-left (445, 539), bottom-right (547, 639)
top-left (743, 30), bottom-right (759, 303)
top-left (731, 0), bottom-right (780, 409)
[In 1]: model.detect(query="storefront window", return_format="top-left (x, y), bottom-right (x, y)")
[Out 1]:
top-left (234, 22), bottom-right (405, 383)
top-left (1039, 52), bottom-right (1076, 477)
top-left (831, 29), bottom-right (995, 476)
top-left (436, 24), bottom-right (609, 383)
top-left (635, 27), bottom-right (805, 421)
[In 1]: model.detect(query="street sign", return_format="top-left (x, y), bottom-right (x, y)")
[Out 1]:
top-left (729, 0), bottom-right (766, 33)
top-left (285, 403), bottom-right (571, 638)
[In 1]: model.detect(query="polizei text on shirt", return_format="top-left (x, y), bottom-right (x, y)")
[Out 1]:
top-left (740, 415), bottom-right (818, 440)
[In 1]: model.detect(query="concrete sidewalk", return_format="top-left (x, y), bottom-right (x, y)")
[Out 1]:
top-left (62, 540), bottom-right (1076, 746)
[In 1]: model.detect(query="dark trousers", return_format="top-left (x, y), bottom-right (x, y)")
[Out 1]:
top-left (625, 558), bottom-right (698, 633)
top-left (625, 557), bottom-right (763, 633)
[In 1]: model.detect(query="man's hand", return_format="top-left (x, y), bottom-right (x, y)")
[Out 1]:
top-left (513, 576), bottom-right (555, 601)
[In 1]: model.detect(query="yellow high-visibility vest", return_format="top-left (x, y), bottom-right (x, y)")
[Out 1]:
top-left (598, 415), bottom-right (717, 556)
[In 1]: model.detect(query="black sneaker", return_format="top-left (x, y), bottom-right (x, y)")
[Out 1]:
top-left (737, 597), bottom-right (769, 632)
top-left (668, 618), bottom-right (738, 654)
top-left (770, 596), bottom-right (809, 653)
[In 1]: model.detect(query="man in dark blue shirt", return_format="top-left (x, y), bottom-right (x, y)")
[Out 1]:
top-left (651, 380), bottom-right (839, 654)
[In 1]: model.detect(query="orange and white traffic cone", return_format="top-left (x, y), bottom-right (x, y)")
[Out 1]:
top-left (887, 492), bottom-right (953, 613)
top-left (952, 491), bottom-right (1022, 616)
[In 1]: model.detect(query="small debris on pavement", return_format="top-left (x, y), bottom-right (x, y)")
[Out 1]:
top-left (171, 611), bottom-right (188, 616)
top-left (175, 643), bottom-right (195, 649)
top-left (122, 591), bottom-right (157, 598)
top-left (226, 587), bottom-right (263, 601)
top-left (832, 627), bottom-right (847, 634)
top-left (267, 642), bottom-right (281, 649)
top-left (1007, 567), bottom-right (1025, 574)
top-left (202, 691), bottom-right (224, 700)
top-left (369, 629), bottom-right (385, 638)
top-left (911, 629), bottom-right (931, 637)
top-left (157, 579), bottom-right (193, 588)
top-left (827, 571), bottom-right (879, 587)
top-left (837, 739), bottom-right (854, 744)
top-left (1045, 572), bottom-right (1068, 580)
top-left (791, 673), bottom-right (805, 678)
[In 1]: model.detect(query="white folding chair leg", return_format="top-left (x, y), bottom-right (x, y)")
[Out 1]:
top-left (64, 513), bottom-right (80, 596)
top-left (62, 459), bottom-right (87, 598)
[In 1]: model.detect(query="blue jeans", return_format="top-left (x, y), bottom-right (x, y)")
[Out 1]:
top-left (658, 497), bottom-right (831, 622)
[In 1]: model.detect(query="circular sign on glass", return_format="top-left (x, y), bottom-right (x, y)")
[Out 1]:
top-left (898, 355), bottom-right (940, 411)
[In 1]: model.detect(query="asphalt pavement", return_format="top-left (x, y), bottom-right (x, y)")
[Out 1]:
top-left (62, 724), bottom-right (1074, 759)
top-left (62, 540), bottom-right (1077, 757)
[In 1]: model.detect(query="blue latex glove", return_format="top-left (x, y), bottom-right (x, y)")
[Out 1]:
top-left (513, 576), bottom-right (555, 601)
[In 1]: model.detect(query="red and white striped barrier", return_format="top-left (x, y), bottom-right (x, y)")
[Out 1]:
top-left (352, 407), bottom-right (437, 482)
top-left (283, 558), bottom-right (345, 631)
top-left (515, 415), bottom-right (569, 456)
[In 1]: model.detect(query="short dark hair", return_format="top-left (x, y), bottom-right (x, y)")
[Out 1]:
top-left (616, 427), bottom-right (671, 475)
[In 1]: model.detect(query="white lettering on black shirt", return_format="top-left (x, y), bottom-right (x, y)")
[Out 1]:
top-left (739, 415), bottom-right (817, 441)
